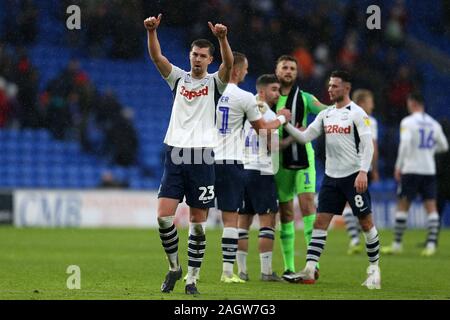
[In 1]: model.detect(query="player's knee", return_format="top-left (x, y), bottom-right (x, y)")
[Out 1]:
top-left (238, 228), bottom-right (249, 240)
top-left (157, 208), bottom-right (174, 218)
top-left (300, 203), bottom-right (316, 216)
top-left (279, 211), bottom-right (294, 223)
top-left (157, 216), bottom-right (175, 229)
top-left (190, 208), bottom-right (208, 223)
top-left (313, 215), bottom-right (331, 230)
top-left (358, 215), bottom-right (374, 232)
top-left (259, 227), bottom-right (275, 240)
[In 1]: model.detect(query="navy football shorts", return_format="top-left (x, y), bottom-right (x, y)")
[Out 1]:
top-left (318, 172), bottom-right (372, 216)
top-left (240, 169), bottom-right (278, 215)
top-left (397, 174), bottom-right (437, 201)
top-left (214, 161), bottom-right (245, 212)
top-left (158, 145), bottom-right (215, 209)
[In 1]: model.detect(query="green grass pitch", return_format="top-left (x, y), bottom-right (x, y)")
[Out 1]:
top-left (0, 226), bottom-right (449, 300)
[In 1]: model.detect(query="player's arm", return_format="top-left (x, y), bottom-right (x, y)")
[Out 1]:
top-left (371, 139), bottom-right (380, 182)
top-left (394, 122), bottom-right (411, 182)
top-left (435, 125), bottom-right (449, 153)
top-left (144, 14), bottom-right (172, 78)
top-left (355, 133), bottom-right (374, 193)
top-left (352, 111), bottom-right (374, 193)
top-left (283, 110), bottom-right (324, 144)
top-left (284, 123), bottom-right (321, 144)
top-left (250, 108), bottom-right (292, 133)
top-left (208, 22), bottom-right (233, 83)
top-left (304, 92), bottom-right (329, 115)
top-left (251, 116), bottom-right (286, 132)
top-left (279, 136), bottom-right (295, 150)
top-left (281, 94), bottom-right (327, 149)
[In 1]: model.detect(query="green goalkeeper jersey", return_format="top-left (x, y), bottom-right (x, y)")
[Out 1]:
top-left (276, 91), bottom-right (327, 157)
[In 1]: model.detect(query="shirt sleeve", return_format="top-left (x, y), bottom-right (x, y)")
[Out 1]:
top-left (395, 119), bottom-right (411, 170)
top-left (213, 71), bottom-right (228, 94)
top-left (370, 117), bottom-right (378, 141)
top-left (304, 92), bottom-right (328, 115)
top-left (244, 94), bottom-right (262, 122)
top-left (359, 133), bottom-right (374, 172)
top-left (435, 123), bottom-right (449, 153)
top-left (285, 110), bottom-right (324, 144)
top-left (353, 108), bottom-right (373, 138)
top-left (308, 109), bottom-right (326, 134)
top-left (164, 64), bottom-right (185, 90)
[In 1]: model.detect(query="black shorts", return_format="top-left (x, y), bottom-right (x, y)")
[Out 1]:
top-left (215, 162), bottom-right (245, 212)
top-left (318, 172), bottom-right (372, 216)
top-left (240, 169), bottom-right (278, 215)
top-left (397, 174), bottom-right (437, 201)
top-left (158, 145), bottom-right (215, 209)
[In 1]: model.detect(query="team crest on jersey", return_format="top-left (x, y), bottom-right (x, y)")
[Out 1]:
top-left (363, 116), bottom-right (371, 127)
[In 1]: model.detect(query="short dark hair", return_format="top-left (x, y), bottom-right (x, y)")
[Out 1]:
top-left (276, 55), bottom-right (298, 66)
top-left (232, 51), bottom-right (247, 66)
top-left (256, 74), bottom-right (280, 90)
top-left (407, 91), bottom-right (424, 104)
top-left (190, 39), bottom-right (215, 56)
top-left (330, 70), bottom-right (352, 84)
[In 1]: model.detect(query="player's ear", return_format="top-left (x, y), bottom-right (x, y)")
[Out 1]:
top-left (345, 83), bottom-right (351, 91)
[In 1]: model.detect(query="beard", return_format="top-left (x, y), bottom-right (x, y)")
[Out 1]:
top-left (191, 65), bottom-right (204, 76)
top-left (331, 95), bottom-right (344, 103)
top-left (280, 77), bottom-right (295, 88)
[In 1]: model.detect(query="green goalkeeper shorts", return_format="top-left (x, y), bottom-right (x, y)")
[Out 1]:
top-left (274, 151), bottom-right (316, 203)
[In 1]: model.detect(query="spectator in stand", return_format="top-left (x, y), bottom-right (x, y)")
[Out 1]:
top-left (105, 107), bottom-right (138, 167)
top-left (3, 0), bottom-right (39, 45)
top-left (98, 170), bottom-right (129, 189)
top-left (85, 2), bottom-right (112, 57)
top-left (14, 50), bottom-right (40, 128)
top-left (386, 65), bottom-right (417, 124)
top-left (110, 2), bottom-right (143, 59)
top-left (0, 78), bottom-right (11, 127)
top-left (291, 34), bottom-right (315, 81)
top-left (337, 31), bottom-right (359, 72)
top-left (385, 0), bottom-right (408, 47)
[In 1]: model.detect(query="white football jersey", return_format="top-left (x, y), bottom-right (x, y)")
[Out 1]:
top-left (163, 64), bottom-right (227, 148)
top-left (214, 84), bottom-right (262, 161)
top-left (309, 101), bottom-right (372, 178)
top-left (395, 112), bottom-right (449, 175)
top-left (369, 115), bottom-right (378, 141)
top-left (243, 103), bottom-right (278, 175)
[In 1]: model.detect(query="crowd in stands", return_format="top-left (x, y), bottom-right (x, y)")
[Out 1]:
top-left (0, 42), bottom-right (138, 167)
top-left (2, 0), bottom-right (450, 177)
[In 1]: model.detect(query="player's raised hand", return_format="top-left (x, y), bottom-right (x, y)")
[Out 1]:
top-left (208, 22), bottom-right (228, 39)
top-left (144, 14), bottom-right (162, 31)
